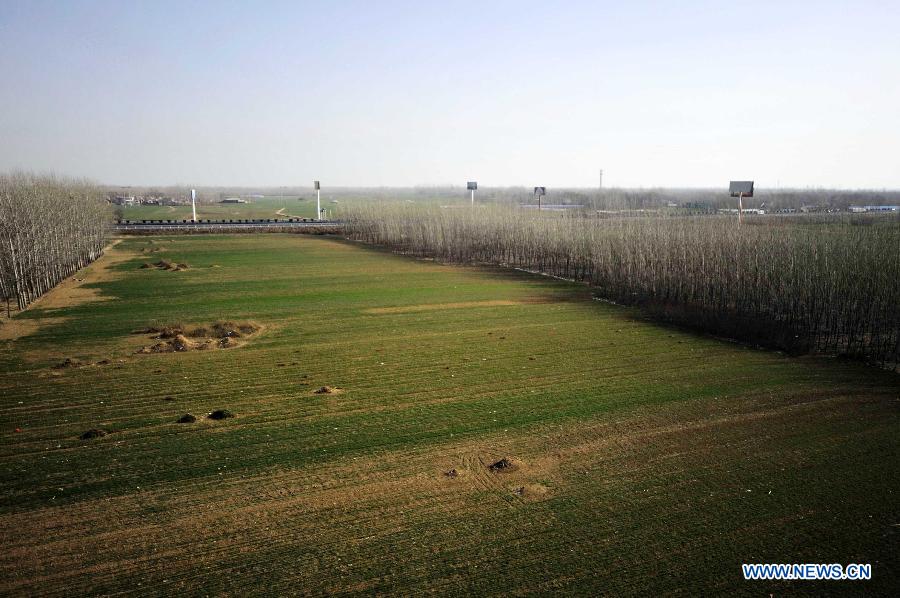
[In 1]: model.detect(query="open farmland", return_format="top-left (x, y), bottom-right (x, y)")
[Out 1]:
top-left (119, 196), bottom-right (319, 221)
top-left (0, 233), bottom-right (898, 595)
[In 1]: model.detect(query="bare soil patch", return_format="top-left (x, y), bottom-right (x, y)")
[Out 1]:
top-left (313, 386), bottom-right (343, 395)
top-left (488, 457), bottom-right (516, 472)
top-left (53, 357), bottom-right (85, 369)
top-left (139, 259), bottom-right (191, 271)
top-left (208, 409), bottom-right (234, 420)
top-left (0, 317), bottom-right (68, 342)
top-left (365, 300), bottom-right (530, 314)
top-left (79, 429), bottom-right (107, 440)
top-left (50, 356), bottom-right (116, 369)
top-left (24, 239), bottom-right (130, 312)
top-left (133, 321), bottom-right (261, 354)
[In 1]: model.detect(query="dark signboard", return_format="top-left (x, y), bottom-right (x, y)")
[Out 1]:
top-left (729, 181), bottom-right (753, 197)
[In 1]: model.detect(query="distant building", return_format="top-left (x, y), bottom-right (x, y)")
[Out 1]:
top-left (862, 205), bottom-right (898, 212)
top-left (720, 208), bottom-right (765, 215)
top-left (220, 198), bottom-right (248, 204)
top-left (519, 204), bottom-right (583, 211)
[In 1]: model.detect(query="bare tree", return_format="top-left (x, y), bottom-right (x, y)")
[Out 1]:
top-left (0, 173), bottom-right (110, 312)
top-left (342, 204), bottom-right (900, 368)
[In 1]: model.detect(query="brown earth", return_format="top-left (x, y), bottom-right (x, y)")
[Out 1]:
top-left (25, 239), bottom-right (130, 312)
top-left (0, 317), bottom-right (68, 342)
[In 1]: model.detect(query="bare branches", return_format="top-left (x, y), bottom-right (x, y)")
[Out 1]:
top-left (0, 173), bottom-right (110, 311)
top-left (343, 205), bottom-right (900, 368)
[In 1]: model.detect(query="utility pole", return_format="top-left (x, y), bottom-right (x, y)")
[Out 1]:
top-left (534, 186), bottom-right (546, 211)
top-left (191, 189), bottom-right (197, 222)
top-left (599, 169), bottom-right (603, 189)
top-left (314, 181), bottom-right (321, 221)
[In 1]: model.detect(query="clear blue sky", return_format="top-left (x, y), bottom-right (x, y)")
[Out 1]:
top-left (1, 0), bottom-right (898, 188)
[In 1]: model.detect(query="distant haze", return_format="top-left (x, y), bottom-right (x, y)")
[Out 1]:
top-left (1, 1), bottom-right (899, 189)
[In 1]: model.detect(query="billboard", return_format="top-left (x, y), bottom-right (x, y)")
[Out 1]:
top-left (729, 181), bottom-right (754, 197)
top-left (467, 181), bottom-right (477, 191)
top-left (314, 181), bottom-right (320, 191)
top-left (534, 186), bottom-right (546, 196)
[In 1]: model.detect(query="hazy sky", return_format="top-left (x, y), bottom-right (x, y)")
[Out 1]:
top-left (1, 1), bottom-right (899, 188)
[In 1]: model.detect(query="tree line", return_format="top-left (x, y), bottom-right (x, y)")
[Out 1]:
top-left (0, 173), bottom-right (110, 312)
top-left (342, 204), bottom-right (900, 369)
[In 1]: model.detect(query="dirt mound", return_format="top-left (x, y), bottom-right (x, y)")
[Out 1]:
top-left (488, 457), bottom-right (515, 472)
top-left (134, 321), bottom-right (261, 354)
top-left (136, 334), bottom-right (199, 353)
top-left (139, 260), bottom-right (190, 271)
top-left (177, 414), bottom-right (197, 423)
top-left (53, 357), bottom-right (83, 369)
top-left (206, 321), bottom-right (260, 339)
top-left (131, 325), bottom-right (183, 338)
top-left (313, 386), bottom-right (342, 395)
top-left (444, 469), bottom-right (459, 478)
top-left (79, 428), bottom-right (107, 440)
top-left (208, 409), bottom-right (234, 420)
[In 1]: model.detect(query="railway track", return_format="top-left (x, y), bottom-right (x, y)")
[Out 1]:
top-left (114, 219), bottom-right (343, 233)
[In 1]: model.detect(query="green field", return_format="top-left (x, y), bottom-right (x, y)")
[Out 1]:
top-left (119, 196), bottom-right (321, 220)
top-left (1, 234), bottom-right (897, 595)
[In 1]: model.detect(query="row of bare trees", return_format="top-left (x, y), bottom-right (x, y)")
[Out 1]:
top-left (342, 204), bottom-right (900, 368)
top-left (0, 173), bottom-right (110, 311)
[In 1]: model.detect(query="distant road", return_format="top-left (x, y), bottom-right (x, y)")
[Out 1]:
top-left (114, 219), bottom-right (342, 233)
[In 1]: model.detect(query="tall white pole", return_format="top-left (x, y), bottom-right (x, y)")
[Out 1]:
top-left (317, 189), bottom-right (321, 221)
top-left (471, 189), bottom-right (474, 206)
top-left (191, 189), bottom-right (197, 222)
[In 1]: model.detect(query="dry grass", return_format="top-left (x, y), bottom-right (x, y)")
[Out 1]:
top-left (17, 240), bottom-right (130, 313)
top-left (0, 316), bottom-right (68, 341)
